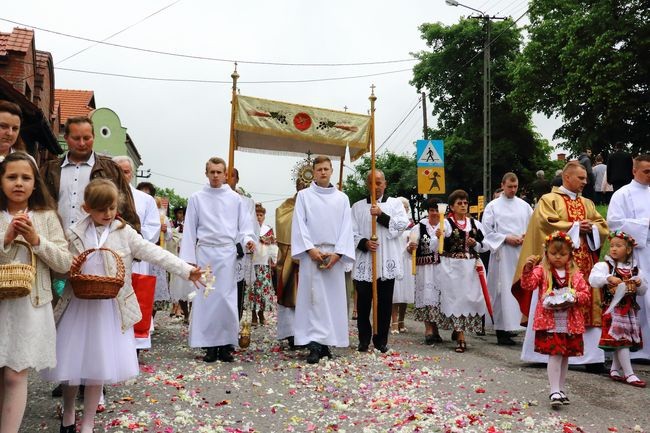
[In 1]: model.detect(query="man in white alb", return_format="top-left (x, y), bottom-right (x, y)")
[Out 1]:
top-left (291, 155), bottom-right (355, 364)
top-left (481, 172), bottom-right (532, 345)
top-left (180, 157), bottom-right (257, 363)
top-left (114, 156), bottom-right (161, 351)
top-left (607, 154), bottom-right (650, 360)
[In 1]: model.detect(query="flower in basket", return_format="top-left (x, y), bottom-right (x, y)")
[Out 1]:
top-left (542, 286), bottom-right (575, 309)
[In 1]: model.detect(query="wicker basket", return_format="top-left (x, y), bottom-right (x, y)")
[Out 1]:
top-left (0, 240), bottom-right (36, 300)
top-left (70, 248), bottom-right (125, 299)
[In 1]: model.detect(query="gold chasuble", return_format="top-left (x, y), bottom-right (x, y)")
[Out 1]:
top-left (512, 187), bottom-right (608, 326)
top-left (275, 195), bottom-right (299, 308)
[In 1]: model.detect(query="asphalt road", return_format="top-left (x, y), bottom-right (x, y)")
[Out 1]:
top-left (21, 313), bottom-right (650, 433)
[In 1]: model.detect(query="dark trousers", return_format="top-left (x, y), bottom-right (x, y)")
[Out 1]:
top-left (237, 280), bottom-right (245, 321)
top-left (612, 182), bottom-right (627, 193)
top-left (355, 279), bottom-right (395, 348)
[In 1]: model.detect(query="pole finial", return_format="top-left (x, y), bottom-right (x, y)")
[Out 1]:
top-left (369, 84), bottom-right (377, 103)
top-left (231, 62), bottom-right (240, 80)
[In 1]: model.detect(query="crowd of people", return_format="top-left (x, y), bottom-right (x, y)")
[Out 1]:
top-left (0, 96), bottom-right (649, 433)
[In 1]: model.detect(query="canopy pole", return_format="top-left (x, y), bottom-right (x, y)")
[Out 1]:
top-left (338, 154), bottom-right (345, 191)
top-left (227, 63), bottom-right (239, 187)
top-left (369, 85), bottom-right (378, 333)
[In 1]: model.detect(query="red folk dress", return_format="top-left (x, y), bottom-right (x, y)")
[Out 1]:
top-left (520, 265), bottom-right (591, 356)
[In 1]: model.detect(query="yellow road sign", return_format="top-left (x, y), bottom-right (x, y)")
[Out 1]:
top-left (417, 167), bottom-right (445, 194)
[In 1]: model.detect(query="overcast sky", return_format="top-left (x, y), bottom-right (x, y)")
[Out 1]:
top-left (2, 0), bottom-right (555, 227)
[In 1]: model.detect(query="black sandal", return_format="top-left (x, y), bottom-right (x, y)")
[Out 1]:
top-left (549, 392), bottom-right (563, 408)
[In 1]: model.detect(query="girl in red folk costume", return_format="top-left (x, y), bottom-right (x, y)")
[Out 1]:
top-left (589, 231), bottom-right (647, 387)
top-left (521, 231), bottom-right (591, 408)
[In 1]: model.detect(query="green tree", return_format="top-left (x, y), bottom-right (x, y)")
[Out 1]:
top-left (512, 0), bottom-right (649, 155)
top-left (343, 152), bottom-right (423, 220)
top-left (411, 18), bottom-right (554, 196)
top-left (155, 187), bottom-right (188, 215)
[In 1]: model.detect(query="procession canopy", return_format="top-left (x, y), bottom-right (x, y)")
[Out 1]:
top-left (234, 95), bottom-right (371, 161)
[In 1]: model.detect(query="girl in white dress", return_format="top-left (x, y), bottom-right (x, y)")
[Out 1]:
top-left (0, 152), bottom-right (72, 433)
top-left (43, 179), bottom-right (203, 433)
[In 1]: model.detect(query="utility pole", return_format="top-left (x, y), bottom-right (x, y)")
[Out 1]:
top-left (421, 91), bottom-right (428, 140)
top-left (445, 0), bottom-right (505, 200)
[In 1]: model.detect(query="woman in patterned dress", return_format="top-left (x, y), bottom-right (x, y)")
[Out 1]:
top-left (248, 204), bottom-right (278, 325)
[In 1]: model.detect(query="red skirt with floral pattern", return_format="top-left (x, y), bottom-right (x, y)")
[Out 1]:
top-left (534, 331), bottom-right (584, 357)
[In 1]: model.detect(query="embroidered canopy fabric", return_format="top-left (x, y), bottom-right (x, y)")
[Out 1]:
top-left (234, 95), bottom-right (371, 161)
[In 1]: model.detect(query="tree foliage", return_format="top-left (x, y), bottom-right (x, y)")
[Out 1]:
top-left (410, 18), bottom-right (555, 195)
top-left (513, 0), bottom-right (649, 155)
top-left (343, 152), bottom-right (423, 220)
top-left (155, 187), bottom-right (188, 214)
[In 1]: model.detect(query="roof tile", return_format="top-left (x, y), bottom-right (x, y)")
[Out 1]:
top-left (54, 89), bottom-right (96, 124)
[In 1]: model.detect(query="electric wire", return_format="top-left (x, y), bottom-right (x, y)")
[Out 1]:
top-left (55, 0), bottom-right (182, 65)
top-left (375, 97), bottom-right (422, 153)
top-left (0, 17), bottom-right (417, 67)
top-left (53, 66), bottom-right (413, 84)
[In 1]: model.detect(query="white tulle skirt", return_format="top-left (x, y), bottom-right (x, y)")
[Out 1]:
top-left (41, 295), bottom-right (139, 385)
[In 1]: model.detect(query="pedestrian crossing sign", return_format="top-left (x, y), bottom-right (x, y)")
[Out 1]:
top-left (416, 140), bottom-right (444, 167)
top-left (417, 167), bottom-right (445, 194)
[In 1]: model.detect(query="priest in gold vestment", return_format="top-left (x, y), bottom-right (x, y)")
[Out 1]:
top-left (275, 174), bottom-right (310, 348)
top-left (513, 161), bottom-right (608, 370)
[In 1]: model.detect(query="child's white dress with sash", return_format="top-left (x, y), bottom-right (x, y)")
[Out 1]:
top-left (42, 224), bottom-right (139, 385)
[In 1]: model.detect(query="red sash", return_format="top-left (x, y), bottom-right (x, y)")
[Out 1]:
top-left (132, 273), bottom-right (156, 338)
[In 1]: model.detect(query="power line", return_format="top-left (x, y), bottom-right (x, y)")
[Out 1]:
top-left (0, 17), bottom-right (417, 67)
top-left (376, 97), bottom-right (422, 153)
top-left (54, 66), bottom-right (412, 84)
top-left (55, 0), bottom-right (182, 65)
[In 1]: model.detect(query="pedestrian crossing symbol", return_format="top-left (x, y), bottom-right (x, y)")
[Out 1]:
top-left (416, 140), bottom-right (444, 167)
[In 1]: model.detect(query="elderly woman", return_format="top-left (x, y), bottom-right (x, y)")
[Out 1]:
top-left (432, 190), bottom-right (489, 353)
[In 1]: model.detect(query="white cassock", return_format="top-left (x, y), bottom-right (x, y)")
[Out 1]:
top-left (180, 184), bottom-right (256, 348)
top-left (393, 230), bottom-right (415, 303)
top-left (481, 195), bottom-right (532, 332)
top-left (291, 183), bottom-right (355, 347)
top-left (131, 186), bottom-right (162, 350)
top-left (607, 179), bottom-right (650, 360)
top-left (351, 196), bottom-right (409, 283)
top-left (236, 195), bottom-right (259, 285)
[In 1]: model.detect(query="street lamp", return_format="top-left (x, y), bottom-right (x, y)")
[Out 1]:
top-left (445, 0), bottom-right (504, 201)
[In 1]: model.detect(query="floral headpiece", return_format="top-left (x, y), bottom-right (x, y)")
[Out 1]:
top-left (608, 230), bottom-right (638, 247)
top-left (544, 231), bottom-right (572, 250)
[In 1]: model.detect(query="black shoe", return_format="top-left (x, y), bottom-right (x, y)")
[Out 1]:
top-left (307, 342), bottom-right (321, 364)
top-left (60, 422), bottom-right (75, 433)
top-left (320, 344), bottom-right (333, 359)
top-left (376, 345), bottom-right (389, 353)
top-left (203, 347), bottom-right (218, 363)
top-left (217, 346), bottom-right (235, 363)
top-left (549, 392), bottom-right (563, 408)
top-left (358, 343), bottom-right (369, 352)
top-left (52, 383), bottom-right (63, 398)
top-left (287, 336), bottom-right (296, 350)
top-left (496, 330), bottom-right (517, 346)
top-left (584, 362), bottom-right (606, 374)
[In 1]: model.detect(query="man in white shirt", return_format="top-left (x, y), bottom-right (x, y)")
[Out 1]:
top-left (481, 173), bottom-right (532, 345)
top-left (607, 154), bottom-right (650, 360)
top-left (41, 116), bottom-right (139, 232)
top-left (114, 156), bottom-right (161, 351)
top-left (351, 170), bottom-right (408, 353)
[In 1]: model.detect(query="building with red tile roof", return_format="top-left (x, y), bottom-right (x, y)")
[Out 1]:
top-left (0, 27), bottom-right (61, 160)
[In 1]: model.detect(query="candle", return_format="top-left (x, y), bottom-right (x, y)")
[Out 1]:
top-left (409, 230), bottom-right (419, 275)
top-left (437, 203), bottom-right (448, 254)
